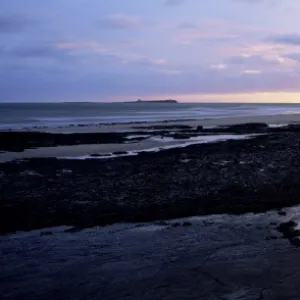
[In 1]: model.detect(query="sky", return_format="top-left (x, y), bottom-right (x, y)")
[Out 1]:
top-left (1, 0), bottom-right (300, 102)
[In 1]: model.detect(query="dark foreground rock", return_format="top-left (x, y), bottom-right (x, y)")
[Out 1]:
top-left (207, 122), bottom-right (269, 134)
top-left (0, 131), bottom-right (132, 152)
top-left (1, 132), bottom-right (300, 234)
top-left (2, 210), bottom-right (300, 300)
top-left (113, 151), bottom-right (128, 155)
top-left (226, 122), bottom-right (269, 132)
top-left (277, 220), bottom-right (300, 247)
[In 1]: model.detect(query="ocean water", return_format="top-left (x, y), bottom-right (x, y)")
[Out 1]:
top-left (1, 102), bottom-right (300, 129)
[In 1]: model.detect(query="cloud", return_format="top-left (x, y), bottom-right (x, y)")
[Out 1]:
top-left (233, 0), bottom-right (272, 3)
top-left (157, 68), bottom-right (182, 75)
top-left (119, 39), bottom-right (145, 47)
top-left (211, 64), bottom-right (227, 70)
top-left (241, 69), bottom-right (262, 74)
top-left (228, 54), bottom-right (286, 66)
top-left (55, 40), bottom-right (164, 68)
top-left (286, 53), bottom-right (300, 62)
top-left (119, 54), bottom-right (166, 68)
top-left (163, 0), bottom-right (187, 6)
top-left (55, 41), bottom-right (100, 50)
top-left (52, 39), bottom-right (167, 74)
top-left (177, 27), bottom-right (238, 44)
top-left (174, 19), bottom-right (244, 45)
top-left (0, 42), bottom-right (77, 68)
top-left (209, 52), bottom-right (297, 77)
top-left (99, 14), bottom-right (142, 29)
top-left (12, 44), bottom-right (70, 60)
top-left (0, 15), bottom-right (30, 33)
top-left (267, 34), bottom-right (300, 46)
top-left (164, 0), bottom-right (267, 5)
top-left (177, 22), bottom-right (199, 29)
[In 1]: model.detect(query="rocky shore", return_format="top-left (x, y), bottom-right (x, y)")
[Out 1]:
top-left (0, 122), bottom-right (296, 152)
top-left (1, 123), bottom-right (300, 234)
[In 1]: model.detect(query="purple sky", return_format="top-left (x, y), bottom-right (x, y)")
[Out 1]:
top-left (1, 0), bottom-right (300, 102)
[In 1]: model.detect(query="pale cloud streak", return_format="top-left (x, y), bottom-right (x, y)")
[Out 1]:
top-left (267, 34), bottom-right (300, 45)
top-left (163, 0), bottom-right (187, 6)
top-left (99, 14), bottom-right (142, 29)
top-left (0, 15), bottom-right (31, 33)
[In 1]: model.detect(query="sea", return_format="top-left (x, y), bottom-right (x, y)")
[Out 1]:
top-left (1, 102), bottom-right (300, 129)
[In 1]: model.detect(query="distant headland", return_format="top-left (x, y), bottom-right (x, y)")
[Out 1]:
top-left (135, 99), bottom-right (178, 103)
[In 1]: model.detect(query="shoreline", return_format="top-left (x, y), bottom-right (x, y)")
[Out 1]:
top-left (2, 113), bottom-right (300, 133)
top-left (0, 133), bottom-right (260, 162)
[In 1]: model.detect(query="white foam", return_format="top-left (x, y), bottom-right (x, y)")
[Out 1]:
top-left (126, 135), bottom-right (151, 140)
top-left (269, 124), bottom-right (288, 128)
top-left (150, 136), bottom-right (177, 142)
top-left (203, 125), bottom-right (218, 129)
top-left (150, 134), bottom-right (258, 144)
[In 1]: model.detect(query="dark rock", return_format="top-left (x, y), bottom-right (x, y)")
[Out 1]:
top-left (20, 170), bottom-right (43, 177)
top-left (290, 238), bottom-right (300, 247)
top-left (196, 125), bottom-right (203, 132)
top-left (171, 222), bottom-right (181, 227)
top-left (278, 210), bottom-right (287, 216)
top-left (61, 169), bottom-right (73, 175)
top-left (40, 231), bottom-right (53, 236)
top-left (266, 236), bottom-right (278, 240)
top-left (155, 221), bottom-right (168, 226)
top-left (171, 134), bottom-right (191, 140)
top-left (182, 221), bottom-right (192, 227)
top-left (64, 226), bottom-right (84, 233)
top-left (271, 124), bottom-right (300, 133)
top-left (277, 221), bottom-right (297, 234)
top-left (90, 154), bottom-right (102, 157)
top-left (138, 151), bottom-right (148, 155)
top-left (269, 222), bottom-right (277, 226)
top-left (225, 123), bottom-right (269, 133)
top-left (277, 220), bottom-right (300, 247)
top-left (113, 151), bottom-right (128, 155)
top-left (0, 131), bottom-right (130, 152)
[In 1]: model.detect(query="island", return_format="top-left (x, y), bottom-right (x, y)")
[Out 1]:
top-left (136, 99), bottom-right (178, 103)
